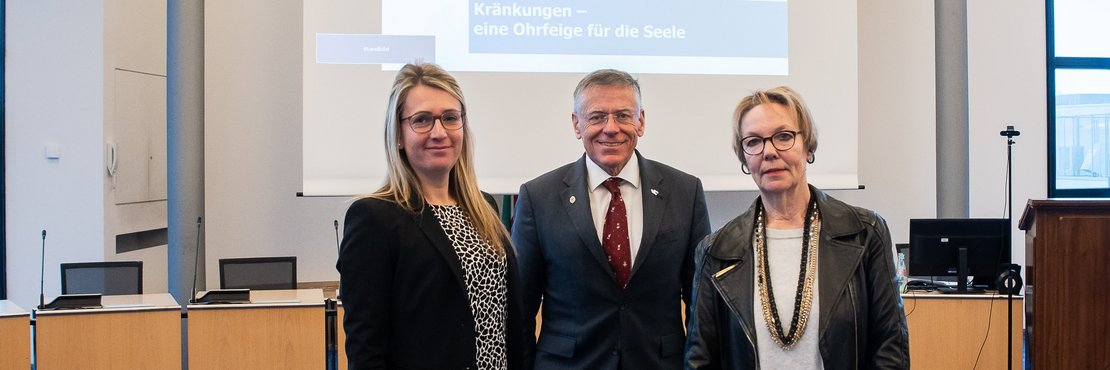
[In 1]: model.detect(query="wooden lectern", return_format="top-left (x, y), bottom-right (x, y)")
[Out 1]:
top-left (188, 289), bottom-right (325, 369)
top-left (1019, 199), bottom-right (1110, 369)
top-left (0, 301), bottom-right (30, 370)
top-left (35, 293), bottom-right (181, 369)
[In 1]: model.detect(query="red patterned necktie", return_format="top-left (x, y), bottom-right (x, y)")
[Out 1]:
top-left (602, 177), bottom-right (632, 288)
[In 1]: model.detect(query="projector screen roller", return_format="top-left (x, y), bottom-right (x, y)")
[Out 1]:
top-left (303, 0), bottom-right (858, 196)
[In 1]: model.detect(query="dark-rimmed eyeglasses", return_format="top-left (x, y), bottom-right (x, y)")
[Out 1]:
top-left (739, 130), bottom-right (800, 155)
top-left (402, 111), bottom-right (466, 133)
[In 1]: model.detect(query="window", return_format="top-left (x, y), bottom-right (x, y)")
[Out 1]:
top-left (1048, 0), bottom-right (1110, 197)
top-left (1, 0), bottom-right (7, 299)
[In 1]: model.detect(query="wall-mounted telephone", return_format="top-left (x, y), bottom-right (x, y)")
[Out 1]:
top-left (106, 142), bottom-right (118, 177)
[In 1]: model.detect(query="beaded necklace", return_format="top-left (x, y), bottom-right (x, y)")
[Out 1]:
top-left (753, 198), bottom-right (820, 349)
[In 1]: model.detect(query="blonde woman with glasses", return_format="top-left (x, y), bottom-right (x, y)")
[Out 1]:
top-left (338, 63), bottom-right (528, 370)
top-left (684, 86), bottom-right (909, 369)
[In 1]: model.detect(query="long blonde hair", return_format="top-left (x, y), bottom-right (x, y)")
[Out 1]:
top-left (369, 63), bottom-right (508, 256)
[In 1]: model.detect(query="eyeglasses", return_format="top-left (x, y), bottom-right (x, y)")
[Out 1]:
top-left (584, 111), bottom-right (638, 126)
top-left (739, 130), bottom-right (800, 155)
top-left (401, 111), bottom-right (466, 133)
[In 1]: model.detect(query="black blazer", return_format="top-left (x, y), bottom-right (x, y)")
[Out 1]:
top-left (512, 153), bottom-right (711, 370)
top-left (338, 193), bottom-right (528, 370)
top-left (685, 186), bottom-right (910, 369)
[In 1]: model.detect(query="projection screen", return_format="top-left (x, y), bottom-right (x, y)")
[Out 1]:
top-left (303, 0), bottom-right (858, 195)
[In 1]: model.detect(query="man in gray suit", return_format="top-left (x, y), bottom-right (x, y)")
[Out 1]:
top-left (512, 69), bottom-right (711, 370)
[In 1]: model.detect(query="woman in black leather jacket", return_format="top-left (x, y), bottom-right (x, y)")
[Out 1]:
top-left (684, 86), bottom-right (909, 369)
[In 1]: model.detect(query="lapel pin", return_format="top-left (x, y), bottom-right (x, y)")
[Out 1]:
top-left (651, 188), bottom-right (660, 196)
top-left (569, 195), bottom-right (576, 204)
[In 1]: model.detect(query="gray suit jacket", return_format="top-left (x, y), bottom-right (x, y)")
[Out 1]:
top-left (512, 152), bottom-right (711, 370)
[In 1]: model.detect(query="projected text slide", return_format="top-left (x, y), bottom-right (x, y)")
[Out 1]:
top-left (371, 0), bottom-right (789, 74)
top-left (468, 1), bottom-right (785, 58)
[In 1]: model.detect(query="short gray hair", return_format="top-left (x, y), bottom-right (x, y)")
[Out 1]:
top-left (573, 69), bottom-right (642, 113)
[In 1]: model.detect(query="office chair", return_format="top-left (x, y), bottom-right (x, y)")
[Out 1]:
top-left (218, 256), bottom-right (297, 290)
top-left (60, 261), bottom-right (143, 295)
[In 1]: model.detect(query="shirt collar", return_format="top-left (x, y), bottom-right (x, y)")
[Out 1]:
top-left (586, 152), bottom-right (641, 191)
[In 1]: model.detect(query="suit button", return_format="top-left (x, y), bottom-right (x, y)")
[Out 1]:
top-left (612, 349), bottom-right (619, 356)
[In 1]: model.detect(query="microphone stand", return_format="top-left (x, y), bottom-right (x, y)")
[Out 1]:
top-left (999, 125), bottom-right (1020, 370)
top-left (333, 220), bottom-right (341, 256)
top-left (39, 230), bottom-right (46, 310)
top-left (190, 217), bottom-right (203, 304)
top-left (1006, 278), bottom-right (1016, 370)
top-left (333, 220), bottom-right (341, 301)
top-left (1001, 125), bottom-right (1019, 226)
top-left (327, 220), bottom-right (341, 370)
top-left (34, 230), bottom-right (46, 369)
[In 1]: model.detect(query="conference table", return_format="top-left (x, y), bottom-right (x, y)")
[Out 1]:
top-left (188, 288), bottom-right (325, 369)
top-left (902, 292), bottom-right (1023, 370)
top-left (1, 300), bottom-right (30, 370)
top-left (21, 290), bottom-right (1022, 369)
top-left (35, 293), bottom-right (182, 369)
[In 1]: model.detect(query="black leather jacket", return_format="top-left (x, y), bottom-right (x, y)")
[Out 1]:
top-left (684, 186), bottom-right (910, 369)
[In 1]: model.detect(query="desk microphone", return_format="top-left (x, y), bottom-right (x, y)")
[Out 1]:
top-left (333, 220), bottom-right (341, 255)
top-left (189, 217), bottom-right (202, 304)
top-left (185, 216), bottom-right (248, 305)
top-left (38, 230), bottom-right (47, 310)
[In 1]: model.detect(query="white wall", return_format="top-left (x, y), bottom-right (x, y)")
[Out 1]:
top-left (5, 0), bottom-right (106, 308)
top-left (102, 0), bottom-right (168, 295)
top-left (5, 0), bottom-right (1047, 306)
top-left (201, 0), bottom-right (1045, 286)
top-left (4, 0), bottom-right (169, 308)
top-left (966, 0), bottom-right (1046, 262)
top-left (203, 3), bottom-right (349, 289)
top-left (708, 0), bottom-right (941, 246)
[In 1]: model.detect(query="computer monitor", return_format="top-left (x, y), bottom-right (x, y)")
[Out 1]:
top-left (908, 218), bottom-right (1010, 293)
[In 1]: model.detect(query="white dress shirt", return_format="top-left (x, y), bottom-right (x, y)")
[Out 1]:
top-left (585, 153), bottom-right (644, 268)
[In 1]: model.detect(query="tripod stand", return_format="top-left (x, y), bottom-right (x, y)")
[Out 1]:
top-left (999, 125), bottom-right (1021, 370)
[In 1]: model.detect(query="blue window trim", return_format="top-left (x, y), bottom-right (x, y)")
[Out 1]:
top-left (1046, 0), bottom-right (1110, 198)
top-left (1, 0), bottom-right (7, 300)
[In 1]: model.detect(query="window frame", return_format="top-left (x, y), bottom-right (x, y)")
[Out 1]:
top-left (1, 0), bottom-right (7, 300)
top-left (1047, 0), bottom-right (1110, 198)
